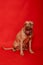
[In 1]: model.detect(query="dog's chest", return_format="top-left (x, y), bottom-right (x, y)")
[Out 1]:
top-left (22, 31), bottom-right (27, 40)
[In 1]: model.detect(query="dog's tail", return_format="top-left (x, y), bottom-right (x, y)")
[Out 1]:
top-left (2, 46), bottom-right (13, 50)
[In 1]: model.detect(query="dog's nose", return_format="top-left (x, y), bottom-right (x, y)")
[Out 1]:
top-left (26, 27), bottom-right (32, 31)
top-left (26, 26), bottom-right (29, 28)
top-left (26, 27), bottom-right (29, 30)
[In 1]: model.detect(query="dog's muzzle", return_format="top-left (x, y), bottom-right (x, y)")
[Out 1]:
top-left (25, 27), bottom-right (32, 35)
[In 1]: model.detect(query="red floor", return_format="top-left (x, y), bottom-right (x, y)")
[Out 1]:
top-left (0, 48), bottom-right (43, 65)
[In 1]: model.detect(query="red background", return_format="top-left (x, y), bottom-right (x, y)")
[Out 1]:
top-left (0, 0), bottom-right (43, 65)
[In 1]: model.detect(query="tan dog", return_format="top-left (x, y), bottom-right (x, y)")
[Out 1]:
top-left (3, 21), bottom-right (34, 56)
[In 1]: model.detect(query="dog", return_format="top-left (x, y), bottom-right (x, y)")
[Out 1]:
top-left (2, 21), bottom-right (34, 56)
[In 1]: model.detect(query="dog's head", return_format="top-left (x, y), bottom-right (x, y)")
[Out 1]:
top-left (24, 21), bottom-right (34, 35)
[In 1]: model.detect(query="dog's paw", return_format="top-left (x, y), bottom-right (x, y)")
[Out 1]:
top-left (29, 50), bottom-right (34, 54)
top-left (20, 52), bottom-right (24, 56)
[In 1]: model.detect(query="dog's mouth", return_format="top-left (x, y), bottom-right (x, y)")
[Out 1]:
top-left (25, 30), bottom-right (30, 35)
top-left (25, 27), bottom-right (32, 35)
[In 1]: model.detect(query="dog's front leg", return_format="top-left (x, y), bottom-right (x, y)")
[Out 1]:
top-left (29, 40), bottom-right (34, 54)
top-left (20, 41), bottom-right (24, 56)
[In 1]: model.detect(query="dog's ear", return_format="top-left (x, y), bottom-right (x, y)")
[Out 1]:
top-left (24, 21), bottom-right (29, 25)
top-left (29, 21), bottom-right (34, 28)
